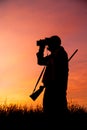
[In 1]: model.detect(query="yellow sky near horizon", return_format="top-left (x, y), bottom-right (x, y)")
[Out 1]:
top-left (0, 0), bottom-right (87, 109)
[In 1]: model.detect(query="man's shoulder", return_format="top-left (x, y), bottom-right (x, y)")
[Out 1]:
top-left (60, 46), bottom-right (68, 55)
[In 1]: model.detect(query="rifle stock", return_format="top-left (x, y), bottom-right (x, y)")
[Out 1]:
top-left (30, 86), bottom-right (45, 101)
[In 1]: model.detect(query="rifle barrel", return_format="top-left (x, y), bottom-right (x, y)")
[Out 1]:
top-left (68, 49), bottom-right (78, 61)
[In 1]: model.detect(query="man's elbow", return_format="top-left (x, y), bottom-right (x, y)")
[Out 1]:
top-left (37, 61), bottom-right (44, 65)
top-left (37, 59), bottom-right (46, 65)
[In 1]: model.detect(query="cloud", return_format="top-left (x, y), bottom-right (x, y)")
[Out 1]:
top-left (71, 0), bottom-right (87, 5)
top-left (0, 0), bottom-right (6, 2)
top-left (0, 0), bottom-right (9, 4)
top-left (77, 0), bottom-right (87, 2)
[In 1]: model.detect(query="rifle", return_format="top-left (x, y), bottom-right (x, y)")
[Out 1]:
top-left (29, 49), bottom-right (78, 101)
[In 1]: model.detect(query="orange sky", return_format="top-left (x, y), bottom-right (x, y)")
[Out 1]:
top-left (0, 0), bottom-right (87, 109)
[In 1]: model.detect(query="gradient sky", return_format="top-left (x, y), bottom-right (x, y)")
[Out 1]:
top-left (0, 0), bottom-right (87, 109)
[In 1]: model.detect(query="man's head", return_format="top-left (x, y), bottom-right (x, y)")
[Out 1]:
top-left (45, 35), bottom-right (61, 51)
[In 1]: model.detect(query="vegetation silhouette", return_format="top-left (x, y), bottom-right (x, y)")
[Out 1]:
top-left (0, 103), bottom-right (87, 129)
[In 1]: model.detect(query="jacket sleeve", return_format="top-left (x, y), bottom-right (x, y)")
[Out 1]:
top-left (36, 46), bottom-right (49, 65)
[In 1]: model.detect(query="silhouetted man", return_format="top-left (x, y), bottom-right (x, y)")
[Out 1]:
top-left (36, 35), bottom-right (69, 117)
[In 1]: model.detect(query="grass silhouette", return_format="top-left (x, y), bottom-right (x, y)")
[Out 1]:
top-left (0, 103), bottom-right (87, 129)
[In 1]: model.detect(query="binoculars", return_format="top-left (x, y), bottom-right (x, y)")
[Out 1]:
top-left (36, 35), bottom-right (61, 47)
top-left (37, 38), bottom-right (50, 47)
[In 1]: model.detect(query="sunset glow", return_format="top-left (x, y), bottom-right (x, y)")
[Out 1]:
top-left (0, 0), bottom-right (87, 109)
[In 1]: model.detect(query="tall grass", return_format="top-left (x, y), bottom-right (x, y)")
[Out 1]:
top-left (68, 102), bottom-right (87, 113)
top-left (0, 103), bottom-right (86, 115)
top-left (0, 103), bottom-right (87, 129)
